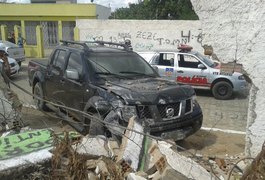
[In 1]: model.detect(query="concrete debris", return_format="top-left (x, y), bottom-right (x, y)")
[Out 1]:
top-left (117, 116), bottom-right (145, 171)
top-left (127, 172), bottom-right (147, 180)
top-left (0, 117), bottom-right (252, 180)
top-left (74, 135), bottom-right (111, 157)
top-left (157, 141), bottom-right (213, 180)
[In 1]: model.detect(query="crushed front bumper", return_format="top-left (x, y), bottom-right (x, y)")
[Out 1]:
top-left (146, 102), bottom-right (203, 141)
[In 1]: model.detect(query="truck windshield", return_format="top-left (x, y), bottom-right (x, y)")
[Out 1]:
top-left (195, 52), bottom-right (215, 67)
top-left (87, 52), bottom-right (158, 78)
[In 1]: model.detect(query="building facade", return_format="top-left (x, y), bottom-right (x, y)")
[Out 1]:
top-left (0, 3), bottom-right (111, 57)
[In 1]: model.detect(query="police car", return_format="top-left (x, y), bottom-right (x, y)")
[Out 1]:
top-left (137, 45), bottom-right (249, 100)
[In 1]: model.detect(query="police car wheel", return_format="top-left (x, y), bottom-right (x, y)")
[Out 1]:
top-left (212, 81), bottom-right (233, 100)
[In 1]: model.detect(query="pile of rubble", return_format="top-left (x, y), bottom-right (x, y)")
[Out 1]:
top-left (0, 117), bottom-right (262, 180)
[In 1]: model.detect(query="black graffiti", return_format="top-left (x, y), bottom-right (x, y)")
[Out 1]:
top-left (26, 141), bottom-right (45, 149)
top-left (17, 131), bottom-right (42, 143)
top-left (118, 32), bottom-right (131, 39)
top-left (181, 30), bottom-right (191, 42)
top-left (0, 139), bottom-right (54, 160)
top-left (4, 147), bottom-right (24, 157)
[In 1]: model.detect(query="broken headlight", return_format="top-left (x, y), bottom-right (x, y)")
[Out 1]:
top-left (120, 106), bottom-right (137, 122)
top-left (111, 100), bottom-right (137, 122)
top-left (192, 95), bottom-right (197, 107)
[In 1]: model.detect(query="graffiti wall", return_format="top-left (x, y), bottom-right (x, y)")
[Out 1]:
top-left (76, 20), bottom-right (203, 53)
top-left (0, 129), bottom-right (79, 160)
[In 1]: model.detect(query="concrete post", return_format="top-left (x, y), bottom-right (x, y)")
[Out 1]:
top-left (0, 25), bottom-right (8, 41)
top-left (36, 25), bottom-right (44, 58)
top-left (20, 21), bottom-right (26, 45)
top-left (58, 20), bottom-right (63, 41)
top-left (14, 25), bottom-right (20, 45)
top-left (74, 27), bottom-right (80, 41)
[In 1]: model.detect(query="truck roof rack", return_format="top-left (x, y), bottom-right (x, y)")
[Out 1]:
top-left (60, 40), bottom-right (90, 50)
top-left (91, 40), bottom-right (133, 51)
top-left (60, 40), bottom-right (133, 51)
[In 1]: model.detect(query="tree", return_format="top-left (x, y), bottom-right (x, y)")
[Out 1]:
top-left (109, 0), bottom-right (198, 20)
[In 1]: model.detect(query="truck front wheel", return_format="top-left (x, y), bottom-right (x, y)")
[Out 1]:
top-left (33, 82), bottom-right (48, 111)
top-left (212, 81), bottom-right (233, 100)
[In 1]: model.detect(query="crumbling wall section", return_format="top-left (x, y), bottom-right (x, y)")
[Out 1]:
top-left (190, 0), bottom-right (265, 157)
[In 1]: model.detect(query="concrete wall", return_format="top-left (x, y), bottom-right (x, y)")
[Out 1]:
top-left (190, 0), bottom-right (265, 157)
top-left (76, 20), bottom-right (204, 53)
top-left (76, 16), bottom-right (264, 157)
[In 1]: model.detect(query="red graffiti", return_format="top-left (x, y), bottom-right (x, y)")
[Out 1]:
top-left (176, 76), bottom-right (208, 85)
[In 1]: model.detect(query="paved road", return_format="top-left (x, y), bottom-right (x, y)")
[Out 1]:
top-left (11, 59), bottom-right (249, 133)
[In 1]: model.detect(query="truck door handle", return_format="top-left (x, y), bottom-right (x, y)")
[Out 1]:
top-left (177, 70), bottom-right (184, 73)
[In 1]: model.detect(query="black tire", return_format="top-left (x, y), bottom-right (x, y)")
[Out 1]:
top-left (33, 82), bottom-right (48, 111)
top-left (212, 81), bottom-right (233, 100)
top-left (83, 113), bottom-right (104, 136)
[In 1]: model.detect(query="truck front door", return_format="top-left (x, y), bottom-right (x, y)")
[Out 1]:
top-left (176, 53), bottom-right (211, 89)
top-left (62, 52), bottom-right (89, 114)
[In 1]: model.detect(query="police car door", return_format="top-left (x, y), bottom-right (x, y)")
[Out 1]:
top-left (176, 53), bottom-right (210, 89)
top-left (150, 52), bottom-right (176, 81)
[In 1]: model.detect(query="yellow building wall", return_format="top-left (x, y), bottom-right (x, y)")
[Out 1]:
top-left (0, 4), bottom-right (99, 57)
top-left (0, 4), bottom-right (97, 20)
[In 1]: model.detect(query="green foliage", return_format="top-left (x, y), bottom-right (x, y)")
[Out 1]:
top-left (109, 0), bottom-right (199, 20)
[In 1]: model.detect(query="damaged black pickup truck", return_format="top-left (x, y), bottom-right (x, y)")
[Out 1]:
top-left (28, 40), bottom-right (203, 141)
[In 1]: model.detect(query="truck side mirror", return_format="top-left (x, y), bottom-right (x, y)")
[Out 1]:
top-left (198, 64), bottom-right (206, 69)
top-left (66, 69), bottom-right (79, 80)
top-left (152, 65), bottom-right (159, 73)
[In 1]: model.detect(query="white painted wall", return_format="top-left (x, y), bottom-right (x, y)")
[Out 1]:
top-left (76, 16), bottom-right (263, 157)
top-left (190, 0), bottom-right (265, 157)
top-left (76, 20), bottom-right (204, 53)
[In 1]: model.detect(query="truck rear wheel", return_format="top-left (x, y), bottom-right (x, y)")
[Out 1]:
top-left (83, 112), bottom-right (104, 136)
top-left (33, 82), bottom-right (48, 111)
top-left (212, 81), bottom-right (233, 100)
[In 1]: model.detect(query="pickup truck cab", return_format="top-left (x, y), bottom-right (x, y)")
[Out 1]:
top-left (138, 46), bottom-right (248, 100)
top-left (28, 40), bottom-right (203, 141)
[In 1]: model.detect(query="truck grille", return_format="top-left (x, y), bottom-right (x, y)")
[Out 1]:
top-left (157, 103), bottom-right (181, 118)
top-left (137, 99), bottom-right (192, 120)
top-left (137, 105), bottom-right (152, 119)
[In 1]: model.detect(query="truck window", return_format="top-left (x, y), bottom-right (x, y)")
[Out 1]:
top-left (178, 54), bottom-right (200, 68)
top-left (157, 53), bottom-right (174, 67)
top-left (53, 49), bottom-right (66, 70)
top-left (66, 53), bottom-right (82, 75)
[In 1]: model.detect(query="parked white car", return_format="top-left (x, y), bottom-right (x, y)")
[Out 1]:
top-left (0, 57), bottom-right (20, 76)
top-left (0, 40), bottom-right (25, 66)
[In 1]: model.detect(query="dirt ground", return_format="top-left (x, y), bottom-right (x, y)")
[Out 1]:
top-left (21, 106), bottom-right (245, 159)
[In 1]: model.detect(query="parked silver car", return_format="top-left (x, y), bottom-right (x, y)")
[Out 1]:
top-left (0, 40), bottom-right (25, 66)
top-left (137, 47), bottom-right (249, 100)
top-left (0, 57), bottom-right (20, 77)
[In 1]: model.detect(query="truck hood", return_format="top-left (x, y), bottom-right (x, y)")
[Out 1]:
top-left (100, 77), bottom-right (195, 105)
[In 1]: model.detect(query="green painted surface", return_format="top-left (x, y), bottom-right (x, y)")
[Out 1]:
top-left (0, 129), bottom-right (79, 160)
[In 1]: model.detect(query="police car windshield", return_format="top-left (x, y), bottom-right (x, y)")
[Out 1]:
top-left (195, 52), bottom-right (215, 67)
